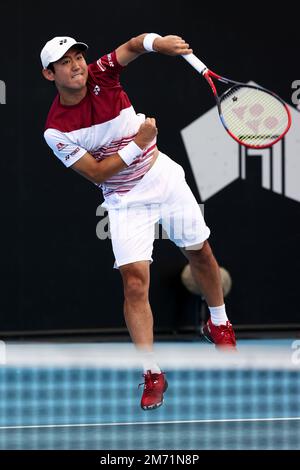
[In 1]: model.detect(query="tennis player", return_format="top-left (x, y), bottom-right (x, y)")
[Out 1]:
top-left (41, 33), bottom-right (236, 410)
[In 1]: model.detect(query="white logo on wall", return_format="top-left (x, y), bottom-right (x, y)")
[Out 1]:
top-left (0, 80), bottom-right (6, 104)
top-left (181, 82), bottom-right (300, 203)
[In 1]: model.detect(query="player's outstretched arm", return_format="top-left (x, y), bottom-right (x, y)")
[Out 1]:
top-left (116, 34), bottom-right (192, 66)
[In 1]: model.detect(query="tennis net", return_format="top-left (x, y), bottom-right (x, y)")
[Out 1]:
top-left (0, 341), bottom-right (299, 450)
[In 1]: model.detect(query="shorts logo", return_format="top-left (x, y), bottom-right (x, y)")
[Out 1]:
top-left (93, 85), bottom-right (100, 95)
top-left (56, 142), bottom-right (67, 151)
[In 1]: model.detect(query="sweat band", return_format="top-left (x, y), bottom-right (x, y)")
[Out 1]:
top-left (143, 33), bottom-right (162, 52)
top-left (118, 141), bottom-right (143, 166)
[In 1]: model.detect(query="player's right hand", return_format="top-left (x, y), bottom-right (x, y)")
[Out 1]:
top-left (134, 117), bottom-right (158, 149)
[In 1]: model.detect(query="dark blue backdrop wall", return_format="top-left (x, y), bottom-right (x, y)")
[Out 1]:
top-left (0, 1), bottom-right (299, 334)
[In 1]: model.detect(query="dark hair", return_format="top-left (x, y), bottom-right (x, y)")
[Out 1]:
top-left (47, 63), bottom-right (55, 73)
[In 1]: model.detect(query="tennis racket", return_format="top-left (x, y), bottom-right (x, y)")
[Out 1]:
top-left (182, 53), bottom-right (291, 149)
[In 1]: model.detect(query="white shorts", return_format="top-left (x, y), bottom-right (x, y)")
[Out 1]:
top-left (101, 152), bottom-right (210, 268)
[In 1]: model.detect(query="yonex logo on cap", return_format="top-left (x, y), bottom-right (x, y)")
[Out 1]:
top-left (59, 39), bottom-right (68, 45)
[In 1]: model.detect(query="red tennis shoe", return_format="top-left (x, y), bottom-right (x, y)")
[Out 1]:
top-left (202, 318), bottom-right (237, 349)
top-left (140, 371), bottom-right (168, 410)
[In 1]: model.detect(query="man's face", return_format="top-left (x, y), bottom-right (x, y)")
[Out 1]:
top-left (50, 47), bottom-right (88, 90)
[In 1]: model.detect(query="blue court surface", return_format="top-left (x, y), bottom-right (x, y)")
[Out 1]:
top-left (0, 339), bottom-right (299, 450)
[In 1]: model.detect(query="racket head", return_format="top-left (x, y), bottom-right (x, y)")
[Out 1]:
top-left (218, 84), bottom-right (291, 149)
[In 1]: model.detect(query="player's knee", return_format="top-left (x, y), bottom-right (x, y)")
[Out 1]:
top-left (122, 268), bottom-right (149, 301)
top-left (124, 277), bottom-right (148, 301)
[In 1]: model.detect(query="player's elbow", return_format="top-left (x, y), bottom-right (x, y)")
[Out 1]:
top-left (89, 168), bottom-right (105, 185)
top-left (127, 36), bottom-right (145, 54)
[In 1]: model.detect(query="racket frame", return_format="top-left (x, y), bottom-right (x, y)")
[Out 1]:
top-left (182, 54), bottom-right (292, 149)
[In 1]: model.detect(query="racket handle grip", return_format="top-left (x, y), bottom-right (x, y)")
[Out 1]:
top-left (181, 53), bottom-right (207, 74)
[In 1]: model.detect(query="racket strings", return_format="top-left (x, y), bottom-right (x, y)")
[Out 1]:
top-left (220, 86), bottom-right (289, 147)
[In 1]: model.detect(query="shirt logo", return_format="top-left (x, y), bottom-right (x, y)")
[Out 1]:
top-left (107, 53), bottom-right (114, 68)
top-left (65, 147), bottom-right (80, 161)
top-left (93, 85), bottom-right (100, 96)
top-left (56, 142), bottom-right (67, 151)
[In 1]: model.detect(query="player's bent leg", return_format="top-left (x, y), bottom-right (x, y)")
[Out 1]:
top-left (119, 261), bottom-right (168, 409)
top-left (182, 241), bottom-right (236, 350)
top-left (119, 261), bottom-right (152, 349)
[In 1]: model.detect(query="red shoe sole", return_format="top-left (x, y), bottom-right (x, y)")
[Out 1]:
top-left (141, 399), bottom-right (164, 411)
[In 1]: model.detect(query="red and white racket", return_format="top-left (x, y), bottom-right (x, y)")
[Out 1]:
top-left (182, 53), bottom-right (291, 149)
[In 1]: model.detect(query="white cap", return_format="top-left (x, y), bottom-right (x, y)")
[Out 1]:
top-left (40, 36), bottom-right (88, 69)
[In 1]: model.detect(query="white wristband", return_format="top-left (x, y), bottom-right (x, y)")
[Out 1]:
top-left (118, 141), bottom-right (143, 166)
top-left (143, 33), bottom-right (162, 52)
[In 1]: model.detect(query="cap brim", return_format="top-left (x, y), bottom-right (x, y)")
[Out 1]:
top-left (72, 42), bottom-right (89, 52)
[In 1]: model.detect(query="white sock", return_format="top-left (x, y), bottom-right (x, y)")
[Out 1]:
top-left (208, 304), bottom-right (228, 326)
top-left (140, 351), bottom-right (161, 374)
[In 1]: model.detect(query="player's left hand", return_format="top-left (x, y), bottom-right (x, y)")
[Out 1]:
top-left (153, 35), bottom-right (192, 56)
